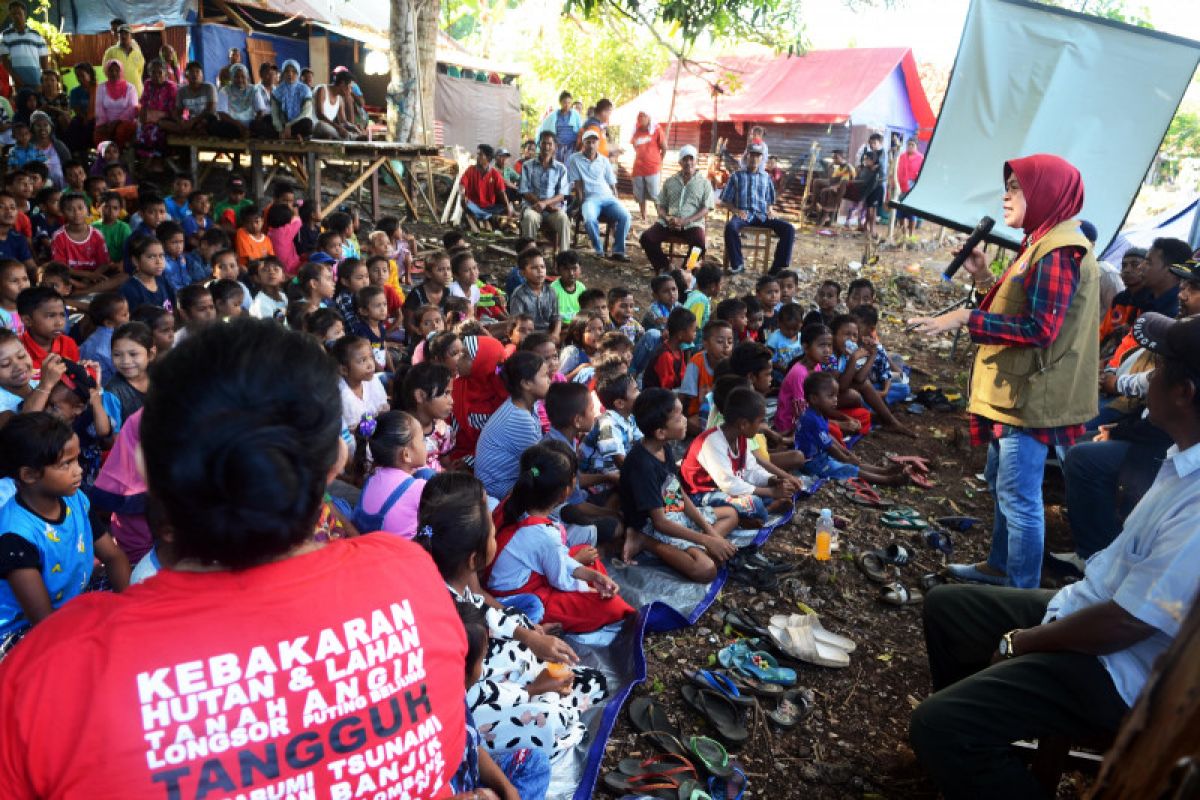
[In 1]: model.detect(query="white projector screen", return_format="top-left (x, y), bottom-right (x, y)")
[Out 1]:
top-left (896, 0), bottom-right (1200, 252)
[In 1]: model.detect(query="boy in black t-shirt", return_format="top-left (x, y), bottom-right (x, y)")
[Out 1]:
top-left (618, 387), bottom-right (738, 582)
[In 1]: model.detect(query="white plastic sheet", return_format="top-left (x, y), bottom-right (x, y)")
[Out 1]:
top-left (898, 0), bottom-right (1200, 251)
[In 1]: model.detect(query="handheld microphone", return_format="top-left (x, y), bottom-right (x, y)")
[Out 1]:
top-left (943, 216), bottom-right (995, 281)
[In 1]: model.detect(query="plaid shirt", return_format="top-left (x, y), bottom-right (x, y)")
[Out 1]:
top-left (967, 245), bottom-right (1086, 448)
top-left (518, 157), bottom-right (570, 206)
top-left (720, 169), bottom-right (776, 220)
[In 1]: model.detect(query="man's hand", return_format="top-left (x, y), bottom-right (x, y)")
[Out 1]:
top-left (735, 209), bottom-right (749, 221)
top-left (1099, 372), bottom-right (1118, 395)
top-left (956, 243), bottom-right (989, 279)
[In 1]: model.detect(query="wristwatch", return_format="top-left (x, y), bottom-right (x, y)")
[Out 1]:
top-left (998, 629), bottom-right (1021, 659)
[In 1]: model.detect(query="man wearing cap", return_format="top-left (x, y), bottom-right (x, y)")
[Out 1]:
top-left (495, 147), bottom-right (521, 205)
top-left (215, 177), bottom-right (254, 227)
top-left (460, 144), bottom-right (513, 228)
top-left (911, 312), bottom-right (1200, 798)
top-left (720, 143), bottom-right (794, 274)
top-left (102, 23), bottom-right (146, 97)
top-left (518, 130), bottom-right (571, 252)
top-left (639, 144), bottom-right (713, 273)
top-left (568, 128), bottom-right (631, 262)
top-left (0, 1), bottom-right (48, 91)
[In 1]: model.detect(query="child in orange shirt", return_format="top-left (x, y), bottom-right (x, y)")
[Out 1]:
top-left (234, 206), bottom-right (273, 267)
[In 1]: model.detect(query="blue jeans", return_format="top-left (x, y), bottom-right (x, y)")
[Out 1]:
top-left (631, 327), bottom-right (662, 376)
top-left (465, 199), bottom-right (508, 221)
top-left (982, 431), bottom-right (1066, 588)
top-left (496, 749), bottom-right (551, 798)
top-left (802, 451), bottom-right (859, 480)
top-left (498, 593), bottom-right (544, 623)
top-left (581, 196), bottom-right (630, 255)
top-left (723, 215), bottom-right (795, 272)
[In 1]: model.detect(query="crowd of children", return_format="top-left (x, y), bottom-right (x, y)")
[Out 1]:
top-left (0, 159), bottom-right (931, 796)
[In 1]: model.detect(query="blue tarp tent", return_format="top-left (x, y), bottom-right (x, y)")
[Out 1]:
top-left (1100, 195), bottom-right (1200, 264)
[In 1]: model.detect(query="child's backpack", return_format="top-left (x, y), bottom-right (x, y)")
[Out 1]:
top-left (350, 476), bottom-right (416, 533)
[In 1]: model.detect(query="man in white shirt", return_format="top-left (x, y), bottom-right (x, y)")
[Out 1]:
top-left (567, 129), bottom-right (631, 262)
top-left (910, 312), bottom-right (1200, 799)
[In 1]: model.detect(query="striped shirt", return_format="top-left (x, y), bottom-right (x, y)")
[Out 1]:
top-left (518, 157), bottom-right (570, 205)
top-left (0, 26), bottom-right (47, 87)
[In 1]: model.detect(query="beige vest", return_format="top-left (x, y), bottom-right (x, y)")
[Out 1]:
top-left (968, 220), bottom-right (1100, 428)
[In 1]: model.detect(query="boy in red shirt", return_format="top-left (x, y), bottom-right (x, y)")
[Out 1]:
top-left (645, 307), bottom-right (696, 390)
top-left (51, 193), bottom-right (122, 293)
top-left (17, 286), bottom-right (78, 374)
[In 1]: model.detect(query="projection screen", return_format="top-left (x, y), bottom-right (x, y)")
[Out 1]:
top-left (894, 0), bottom-right (1200, 252)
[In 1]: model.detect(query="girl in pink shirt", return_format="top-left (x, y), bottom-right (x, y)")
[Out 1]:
top-left (775, 323), bottom-right (833, 435)
top-left (266, 202), bottom-right (303, 274)
top-left (353, 411), bottom-right (428, 537)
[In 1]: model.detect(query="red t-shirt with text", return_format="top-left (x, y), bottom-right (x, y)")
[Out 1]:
top-left (0, 534), bottom-right (467, 800)
top-left (51, 227), bottom-right (111, 272)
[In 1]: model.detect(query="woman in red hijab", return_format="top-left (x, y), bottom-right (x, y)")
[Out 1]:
top-left (448, 334), bottom-right (508, 463)
top-left (910, 154), bottom-right (1099, 589)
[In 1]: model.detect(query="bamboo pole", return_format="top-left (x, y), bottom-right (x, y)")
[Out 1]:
top-left (797, 140), bottom-right (819, 232)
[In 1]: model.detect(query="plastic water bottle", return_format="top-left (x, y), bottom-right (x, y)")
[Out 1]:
top-left (686, 246), bottom-right (702, 270)
top-left (815, 508), bottom-right (834, 561)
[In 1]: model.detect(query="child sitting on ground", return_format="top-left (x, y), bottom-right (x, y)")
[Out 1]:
top-left (620, 387), bottom-right (739, 581)
top-left (641, 274), bottom-right (680, 332)
top-left (173, 284), bottom-right (216, 345)
top-left (18, 286), bottom-right (79, 372)
top-left (332, 257), bottom-right (369, 330)
top-left (755, 274), bottom-right (781, 332)
top-left (766, 302), bottom-right (805, 384)
top-left (488, 443), bottom-right (634, 633)
top-left (577, 287), bottom-right (606, 320)
top-left (234, 206), bottom-right (272, 267)
top-left (293, 261), bottom-right (335, 311)
top-left (248, 256), bottom-right (288, 321)
top-left (92, 191), bottom-right (132, 264)
top-left (829, 313), bottom-right (912, 436)
top-left (776, 269), bottom-right (799, 307)
top-left (448, 250), bottom-right (481, 319)
top-left (685, 264), bottom-right (723, 344)
top-left (743, 296), bottom-right (765, 343)
top-left (607, 287), bottom-right (643, 345)
top-left (803, 279), bottom-right (842, 328)
top-left (678, 319), bottom-right (734, 433)
top-left (78, 292), bottom-right (128, 383)
top-left (0, 413), bottom-right (131, 653)
top-left (396, 362), bottom-right (456, 475)
top-left (644, 307), bottom-right (697, 390)
top-left (209, 247), bottom-right (252, 312)
top-left (352, 285), bottom-right (395, 372)
top-left (210, 279), bottom-right (245, 320)
top-left (715, 297), bottom-right (749, 342)
top-left (353, 410), bottom-right (427, 538)
top-left (333, 334), bottom-right (389, 441)
top-left (851, 303), bottom-right (908, 404)
top-left (402, 251), bottom-right (450, 335)
top-left (374, 216), bottom-right (415, 286)
top-left (682, 387), bottom-right (800, 525)
top-left (365, 254), bottom-right (404, 328)
top-left (846, 277), bottom-right (876, 310)
top-left (580, 370), bottom-right (641, 476)
top-left (544, 383), bottom-right (622, 550)
top-left (560, 311), bottom-right (605, 383)
top-left (266, 202), bottom-right (302, 274)
top-left (509, 250), bottom-right (560, 337)
top-left (182, 190), bottom-right (212, 249)
top-left (552, 250), bottom-right (586, 323)
top-left (157, 220), bottom-right (191, 293)
top-left (797, 371), bottom-right (906, 484)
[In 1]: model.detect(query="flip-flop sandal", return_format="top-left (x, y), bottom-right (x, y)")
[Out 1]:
top-left (707, 764), bottom-right (749, 800)
top-left (603, 771), bottom-right (683, 798)
top-left (630, 697), bottom-right (683, 751)
top-left (877, 543), bottom-right (913, 566)
top-left (856, 551), bottom-right (893, 583)
top-left (922, 528), bottom-right (954, 555)
top-left (920, 572), bottom-right (948, 591)
top-left (880, 513), bottom-right (928, 531)
top-left (724, 670), bottom-right (785, 699)
top-left (879, 582), bottom-right (924, 606)
top-left (905, 467), bottom-right (935, 489)
top-left (721, 608), bottom-right (771, 640)
top-left (682, 669), bottom-right (755, 708)
top-left (738, 550), bottom-right (795, 575)
top-left (640, 730), bottom-right (689, 759)
top-left (688, 735), bottom-right (734, 778)
top-left (936, 515), bottom-right (980, 532)
top-left (769, 613), bottom-right (856, 654)
top-left (680, 685), bottom-right (751, 746)
top-left (766, 617), bottom-right (851, 669)
top-left (727, 561), bottom-right (780, 591)
top-left (766, 688), bottom-right (811, 729)
top-left (839, 477), bottom-right (893, 508)
top-left (616, 752), bottom-right (698, 779)
top-left (718, 641), bottom-right (797, 685)
top-left (677, 778), bottom-right (715, 800)
top-left (887, 454), bottom-right (932, 473)
top-left (882, 506), bottom-right (922, 519)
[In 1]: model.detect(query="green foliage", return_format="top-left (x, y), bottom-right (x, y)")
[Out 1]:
top-left (523, 18), bottom-right (667, 130)
top-left (566, 0), bottom-right (807, 49)
top-left (1039, 0), bottom-right (1153, 28)
top-left (1163, 110), bottom-right (1200, 159)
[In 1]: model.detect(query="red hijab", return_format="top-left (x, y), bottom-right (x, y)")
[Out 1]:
top-left (449, 335), bottom-right (508, 460)
top-left (104, 59), bottom-right (128, 102)
top-left (1004, 154), bottom-right (1084, 247)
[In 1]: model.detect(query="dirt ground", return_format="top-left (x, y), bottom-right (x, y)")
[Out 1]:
top-left (411, 199), bottom-right (1086, 799)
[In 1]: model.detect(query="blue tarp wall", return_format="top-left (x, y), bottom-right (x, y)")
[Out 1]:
top-left (54, 0), bottom-right (191, 34)
top-left (193, 24), bottom-right (308, 85)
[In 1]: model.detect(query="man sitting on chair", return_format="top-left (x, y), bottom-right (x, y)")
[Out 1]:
top-left (639, 144), bottom-right (713, 274)
top-left (461, 143), bottom-right (513, 228)
top-left (720, 144), bottom-right (794, 275)
top-left (909, 314), bottom-right (1200, 800)
top-left (518, 131), bottom-right (571, 253)
top-left (567, 128), bottom-right (631, 262)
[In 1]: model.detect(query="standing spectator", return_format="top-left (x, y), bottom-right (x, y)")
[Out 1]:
top-left (567, 129), bottom-right (630, 262)
top-left (0, 2), bottom-right (47, 92)
top-left (460, 144), bottom-right (512, 227)
top-left (93, 59), bottom-right (138, 148)
top-left (64, 62), bottom-right (96, 153)
top-left (518, 131), bottom-right (570, 252)
top-left (740, 125), bottom-right (769, 170)
top-left (538, 90), bottom-right (581, 162)
top-left (720, 143), bottom-right (794, 275)
top-left (639, 144), bottom-right (713, 273)
top-left (630, 111), bottom-right (666, 222)
top-left (895, 138), bottom-right (924, 237)
top-left (579, 98), bottom-right (618, 158)
top-left (102, 23), bottom-right (145, 97)
top-left (134, 59), bottom-right (176, 164)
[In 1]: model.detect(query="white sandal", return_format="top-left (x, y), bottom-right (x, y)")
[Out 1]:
top-left (770, 613), bottom-right (857, 654)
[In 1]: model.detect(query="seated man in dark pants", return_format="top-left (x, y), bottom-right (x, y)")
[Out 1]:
top-left (910, 312), bottom-right (1200, 800)
top-left (639, 145), bottom-right (713, 273)
top-left (719, 143), bottom-right (794, 275)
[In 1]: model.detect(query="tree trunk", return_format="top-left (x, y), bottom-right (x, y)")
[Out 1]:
top-left (388, 0), bottom-right (438, 143)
